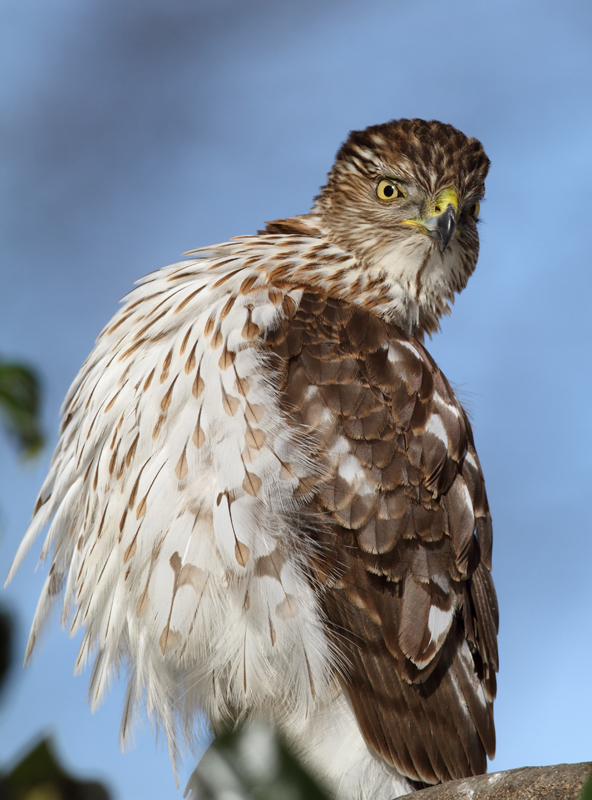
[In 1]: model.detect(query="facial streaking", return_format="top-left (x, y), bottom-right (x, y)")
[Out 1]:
top-left (314, 118), bottom-right (490, 335)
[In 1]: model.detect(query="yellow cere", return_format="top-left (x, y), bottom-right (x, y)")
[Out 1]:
top-left (431, 188), bottom-right (459, 217)
top-left (400, 187), bottom-right (459, 232)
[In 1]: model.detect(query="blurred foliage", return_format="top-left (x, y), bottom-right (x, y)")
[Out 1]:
top-left (0, 362), bottom-right (111, 799)
top-left (581, 771), bottom-right (592, 800)
top-left (185, 722), bottom-right (331, 800)
top-left (0, 360), bottom-right (44, 458)
top-left (0, 609), bottom-right (111, 800)
top-left (0, 739), bottom-right (110, 800)
top-left (0, 610), bottom-right (12, 702)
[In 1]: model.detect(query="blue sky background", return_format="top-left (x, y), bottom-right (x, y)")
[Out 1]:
top-left (1, 1), bottom-right (591, 797)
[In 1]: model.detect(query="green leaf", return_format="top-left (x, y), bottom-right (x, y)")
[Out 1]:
top-left (185, 722), bottom-right (332, 800)
top-left (581, 771), bottom-right (592, 800)
top-left (0, 361), bottom-right (45, 458)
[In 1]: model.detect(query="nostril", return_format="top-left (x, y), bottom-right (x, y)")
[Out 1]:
top-left (434, 205), bottom-right (441, 214)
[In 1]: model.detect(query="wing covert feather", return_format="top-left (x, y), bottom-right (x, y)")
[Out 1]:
top-left (266, 291), bottom-right (498, 784)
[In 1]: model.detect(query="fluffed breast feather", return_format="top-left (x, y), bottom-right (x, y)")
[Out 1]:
top-left (10, 237), bottom-right (351, 763)
top-left (9, 231), bottom-right (498, 783)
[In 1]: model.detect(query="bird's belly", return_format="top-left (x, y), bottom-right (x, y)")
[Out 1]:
top-left (142, 504), bottom-right (335, 733)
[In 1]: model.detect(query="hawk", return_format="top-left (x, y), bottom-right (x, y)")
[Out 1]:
top-left (8, 119), bottom-right (498, 800)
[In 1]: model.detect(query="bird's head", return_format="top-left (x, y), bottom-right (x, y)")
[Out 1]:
top-left (314, 118), bottom-right (490, 335)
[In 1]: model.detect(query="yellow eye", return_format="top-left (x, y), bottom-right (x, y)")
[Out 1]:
top-left (470, 200), bottom-right (481, 217)
top-left (376, 179), bottom-right (404, 201)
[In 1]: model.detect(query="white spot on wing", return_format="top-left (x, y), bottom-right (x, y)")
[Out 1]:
top-left (458, 478), bottom-right (473, 508)
top-left (434, 391), bottom-right (460, 418)
top-left (428, 604), bottom-right (454, 643)
top-left (426, 414), bottom-right (448, 445)
top-left (431, 573), bottom-right (450, 592)
top-left (328, 436), bottom-right (350, 456)
top-left (388, 340), bottom-right (418, 360)
top-left (464, 451), bottom-right (478, 469)
top-left (337, 454), bottom-right (365, 484)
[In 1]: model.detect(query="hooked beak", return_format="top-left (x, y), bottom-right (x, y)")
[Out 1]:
top-left (401, 188), bottom-right (458, 252)
top-left (430, 203), bottom-right (457, 252)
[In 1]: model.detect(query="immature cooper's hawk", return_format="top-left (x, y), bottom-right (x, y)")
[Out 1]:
top-left (9, 119), bottom-right (498, 800)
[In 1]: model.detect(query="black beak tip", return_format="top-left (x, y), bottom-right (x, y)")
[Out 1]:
top-left (437, 205), bottom-right (457, 252)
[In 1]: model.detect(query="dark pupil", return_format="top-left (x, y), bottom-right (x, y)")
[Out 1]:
top-left (383, 184), bottom-right (395, 198)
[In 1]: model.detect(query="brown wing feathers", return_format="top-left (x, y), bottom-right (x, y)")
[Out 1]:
top-left (265, 291), bottom-right (498, 784)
